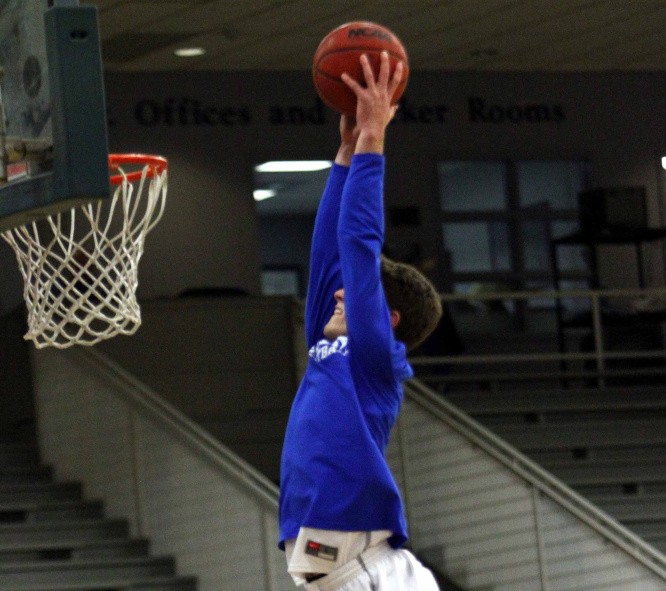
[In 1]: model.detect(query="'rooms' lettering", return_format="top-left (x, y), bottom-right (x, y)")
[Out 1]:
top-left (468, 97), bottom-right (564, 123)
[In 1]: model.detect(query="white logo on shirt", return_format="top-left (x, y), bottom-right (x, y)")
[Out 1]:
top-left (309, 336), bottom-right (349, 362)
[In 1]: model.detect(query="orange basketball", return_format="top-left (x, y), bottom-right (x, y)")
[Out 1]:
top-left (312, 21), bottom-right (409, 116)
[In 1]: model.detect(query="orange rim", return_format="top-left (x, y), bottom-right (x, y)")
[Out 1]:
top-left (109, 154), bottom-right (168, 185)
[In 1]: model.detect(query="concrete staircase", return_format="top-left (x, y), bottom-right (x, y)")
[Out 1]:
top-left (0, 442), bottom-right (197, 591)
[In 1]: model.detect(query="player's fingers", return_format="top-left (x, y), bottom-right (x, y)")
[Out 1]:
top-left (378, 51), bottom-right (390, 88)
top-left (341, 71), bottom-right (362, 94)
top-left (388, 60), bottom-right (404, 96)
top-left (360, 54), bottom-right (376, 89)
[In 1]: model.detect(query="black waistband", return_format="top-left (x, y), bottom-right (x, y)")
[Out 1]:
top-left (305, 573), bottom-right (326, 583)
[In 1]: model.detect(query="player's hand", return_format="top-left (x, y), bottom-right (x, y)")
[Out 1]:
top-left (334, 114), bottom-right (359, 166)
top-left (340, 114), bottom-right (359, 146)
top-left (341, 51), bottom-right (403, 154)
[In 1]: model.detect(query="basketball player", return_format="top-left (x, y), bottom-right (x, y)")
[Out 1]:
top-left (279, 51), bottom-right (442, 590)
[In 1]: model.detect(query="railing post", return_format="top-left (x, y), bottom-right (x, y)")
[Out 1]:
top-left (531, 485), bottom-right (550, 591)
top-left (128, 408), bottom-right (147, 538)
top-left (395, 411), bottom-right (417, 550)
top-left (261, 509), bottom-right (277, 591)
top-left (590, 292), bottom-right (606, 387)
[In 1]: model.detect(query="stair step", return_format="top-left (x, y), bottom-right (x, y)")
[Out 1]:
top-left (0, 444), bottom-right (39, 466)
top-left (444, 384), bottom-right (666, 414)
top-left (0, 499), bottom-right (104, 525)
top-left (489, 418), bottom-right (666, 449)
top-left (0, 498), bottom-right (97, 514)
top-left (0, 482), bottom-right (82, 504)
top-left (0, 520), bottom-right (129, 550)
top-left (545, 458), bottom-right (666, 486)
top-left (73, 539), bottom-right (151, 561)
top-left (0, 539), bottom-right (150, 564)
top-left (0, 465), bottom-right (52, 483)
top-left (0, 556), bottom-right (176, 588)
top-left (529, 445), bottom-right (666, 464)
top-left (625, 520), bottom-right (666, 538)
top-left (129, 578), bottom-right (197, 591)
top-left (586, 494), bottom-right (666, 521)
top-left (3, 574), bottom-right (197, 591)
top-left (28, 501), bottom-right (105, 523)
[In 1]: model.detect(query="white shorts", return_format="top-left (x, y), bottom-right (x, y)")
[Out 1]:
top-left (303, 542), bottom-right (440, 591)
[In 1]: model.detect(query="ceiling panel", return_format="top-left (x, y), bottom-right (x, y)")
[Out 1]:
top-left (505, 4), bottom-right (666, 70)
top-left (453, 1), bottom-right (660, 70)
top-left (85, 0), bottom-right (666, 73)
top-left (139, 0), bottom-right (333, 35)
top-left (96, 1), bottom-right (194, 39)
top-left (406, 2), bottom-right (608, 66)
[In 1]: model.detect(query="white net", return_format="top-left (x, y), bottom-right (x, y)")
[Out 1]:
top-left (2, 156), bottom-right (167, 349)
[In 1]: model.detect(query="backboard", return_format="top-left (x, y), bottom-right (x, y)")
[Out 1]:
top-left (0, 0), bottom-right (109, 232)
top-left (0, 0), bottom-right (51, 142)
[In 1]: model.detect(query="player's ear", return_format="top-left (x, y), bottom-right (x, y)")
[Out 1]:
top-left (390, 309), bottom-right (401, 329)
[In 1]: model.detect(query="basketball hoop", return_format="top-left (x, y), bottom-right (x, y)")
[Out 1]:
top-left (2, 154), bottom-right (168, 349)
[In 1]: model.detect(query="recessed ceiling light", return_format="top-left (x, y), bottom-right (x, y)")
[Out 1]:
top-left (174, 47), bottom-right (206, 57)
top-left (255, 160), bottom-right (332, 173)
top-left (254, 189), bottom-right (276, 201)
top-left (662, 156), bottom-right (666, 170)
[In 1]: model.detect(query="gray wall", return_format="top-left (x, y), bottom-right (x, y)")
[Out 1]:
top-left (99, 296), bottom-right (301, 481)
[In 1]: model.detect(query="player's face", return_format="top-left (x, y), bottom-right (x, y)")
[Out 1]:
top-left (323, 288), bottom-right (347, 340)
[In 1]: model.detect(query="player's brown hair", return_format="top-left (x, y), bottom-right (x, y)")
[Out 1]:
top-left (380, 255), bottom-right (443, 351)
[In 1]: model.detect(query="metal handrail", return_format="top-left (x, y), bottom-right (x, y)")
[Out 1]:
top-left (438, 285), bottom-right (666, 302)
top-left (70, 347), bottom-right (280, 509)
top-left (404, 378), bottom-right (666, 580)
top-left (412, 348), bottom-right (666, 365)
top-left (410, 285), bottom-right (666, 383)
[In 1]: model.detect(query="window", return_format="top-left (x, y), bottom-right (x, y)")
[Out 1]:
top-left (444, 221), bottom-right (511, 272)
top-left (439, 161), bottom-right (506, 211)
top-left (518, 160), bottom-right (587, 209)
top-left (260, 267), bottom-right (301, 297)
top-left (439, 159), bottom-right (590, 315)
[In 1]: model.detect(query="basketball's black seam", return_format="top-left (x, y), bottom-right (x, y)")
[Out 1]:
top-left (314, 67), bottom-right (408, 85)
top-left (314, 70), bottom-right (408, 85)
top-left (315, 47), bottom-right (407, 64)
top-left (313, 70), bottom-right (353, 83)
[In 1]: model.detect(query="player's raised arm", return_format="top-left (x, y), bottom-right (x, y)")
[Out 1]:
top-left (335, 114), bottom-right (359, 166)
top-left (304, 115), bottom-right (358, 346)
top-left (337, 52), bottom-right (405, 379)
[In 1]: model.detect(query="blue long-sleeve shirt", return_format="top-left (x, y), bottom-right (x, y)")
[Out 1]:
top-left (279, 153), bottom-right (413, 550)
